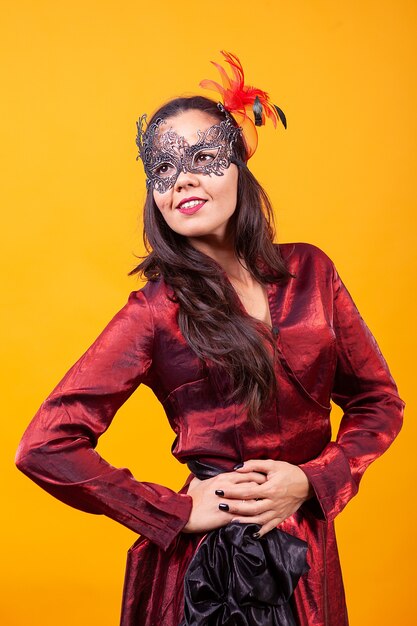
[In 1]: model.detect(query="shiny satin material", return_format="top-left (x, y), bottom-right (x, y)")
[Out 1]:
top-left (180, 460), bottom-right (309, 626)
top-left (181, 522), bottom-right (307, 626)
top-left (15, 242), bottom-right (405, 626)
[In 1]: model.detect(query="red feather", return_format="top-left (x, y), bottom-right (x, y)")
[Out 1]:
top-left (199, 50), bottom-right (285, 159)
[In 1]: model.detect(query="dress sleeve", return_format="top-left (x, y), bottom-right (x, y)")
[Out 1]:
top-left (298, 260), bottom-right (405, 522)
top-left (15, 289), bottom-right (193, 551)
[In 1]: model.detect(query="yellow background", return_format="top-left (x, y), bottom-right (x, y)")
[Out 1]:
top-left (2, 1), bottom-right (415, 624)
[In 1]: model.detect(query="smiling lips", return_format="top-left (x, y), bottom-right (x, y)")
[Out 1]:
top-left (176, 197), bottom-right (207, 215)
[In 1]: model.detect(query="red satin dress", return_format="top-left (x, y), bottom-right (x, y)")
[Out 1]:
top-left (15, 242), bottom-right (405, 626)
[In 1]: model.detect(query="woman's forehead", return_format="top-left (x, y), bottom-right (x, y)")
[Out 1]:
top-left (158, 110), bottom-right (220, 146)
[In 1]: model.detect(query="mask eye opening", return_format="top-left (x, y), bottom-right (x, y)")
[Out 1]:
top-left (190, 146), bottom-right (221, 170)
top-left (150, 159), bottom-right (178, 179)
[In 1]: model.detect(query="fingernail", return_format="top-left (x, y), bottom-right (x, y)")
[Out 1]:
top-left (252, 532), bottom-right (260, 539)
top-left (233, 463), bottom-right (244, 470)
top-left (215, 489), bottom-right (224, 496)
top-left (219, 503), bottom-right (229, 511)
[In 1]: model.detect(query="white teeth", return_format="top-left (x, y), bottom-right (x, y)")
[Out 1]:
top-left (180, 199), bottom-right (205, 209)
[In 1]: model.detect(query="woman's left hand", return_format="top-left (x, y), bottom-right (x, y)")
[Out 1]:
top-left (216, 459), bottom-right (314, 538)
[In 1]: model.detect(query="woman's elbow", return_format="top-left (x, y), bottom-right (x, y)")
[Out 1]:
top-left (15, 429), bottom-right (58, 479)
top-left (15, 437), bottom-right (40, 477)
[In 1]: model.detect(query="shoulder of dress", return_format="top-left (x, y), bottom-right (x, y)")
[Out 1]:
top-left (127, 276), bottom-right (175, 310)
top-left (274, 241), bottom-right (336, 271)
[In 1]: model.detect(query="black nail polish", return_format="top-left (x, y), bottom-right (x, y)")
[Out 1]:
top-left (252, 532), bottom-right (260, 539)
top-left (215, 489), bottom-right (224, 496)
top-left (233, 463), bottom-right (244, 470)
top-left (219, 503), bottom-right (229, 511)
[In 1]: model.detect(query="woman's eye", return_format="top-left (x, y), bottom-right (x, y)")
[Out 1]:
top-left (153, 162), bottom-right (173, 177)
top-left (192, 148), bottom-right (220, 167)
top-left (196, 153), bottom-right (214, 162)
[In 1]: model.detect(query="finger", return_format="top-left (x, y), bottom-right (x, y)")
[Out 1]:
top-left (255, 518), bottom-right (282, 538)
top-left (215, 482), bottom-right (267, 500)
top-left (229, 471), bottom-right (268, 484)
top-left (234, 459), bottom-right (276, 474)
top-left (230, 511), bottom-right (277, 527)
top-left (219, 498), bottom-right (271, 517)
top-left (213, 472), bottom-right (267, 493)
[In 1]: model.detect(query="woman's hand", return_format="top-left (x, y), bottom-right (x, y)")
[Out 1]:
top-left (214, 459), bottom-right (314, 538)
top-left (182, 469), bottom-right (268, 534)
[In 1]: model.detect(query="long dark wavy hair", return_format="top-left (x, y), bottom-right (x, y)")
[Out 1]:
top-left (130, 95), bottom-right (294, 430)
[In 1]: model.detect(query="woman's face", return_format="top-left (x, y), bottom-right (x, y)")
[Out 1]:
top-left (151, 109), bottom-right (239, 243)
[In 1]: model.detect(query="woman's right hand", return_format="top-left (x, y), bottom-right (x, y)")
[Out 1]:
top-left (182, 470), bottom-right (268, 534)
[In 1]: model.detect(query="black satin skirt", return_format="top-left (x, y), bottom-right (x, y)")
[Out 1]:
top-left (179, 460), bottom-right (309, 626)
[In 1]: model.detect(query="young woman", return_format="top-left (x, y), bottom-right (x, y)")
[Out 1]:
top-left (15, 52), bottom-right (405, 626)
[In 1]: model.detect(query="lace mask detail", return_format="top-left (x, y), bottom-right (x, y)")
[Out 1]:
top-left (136, 111), bottom-right (242, 194)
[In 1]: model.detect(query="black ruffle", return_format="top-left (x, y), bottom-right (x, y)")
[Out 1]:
top-left (179, 460), bottom-right (309, 625)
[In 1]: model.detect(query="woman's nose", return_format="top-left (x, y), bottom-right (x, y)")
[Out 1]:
top-left (174, 167), bottom-right (200, 191)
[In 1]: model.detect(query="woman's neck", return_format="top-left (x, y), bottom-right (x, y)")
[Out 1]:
top-left (188, 236), bottom-right (254, 288)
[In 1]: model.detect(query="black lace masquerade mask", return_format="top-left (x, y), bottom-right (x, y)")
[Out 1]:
top-left (135, 105), bottom-right (243, 194)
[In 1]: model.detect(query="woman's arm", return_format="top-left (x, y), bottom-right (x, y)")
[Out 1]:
top-left (298, 259), bottom-right (405, 521)
top-left (15, 290), bottom-right (192, 551)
